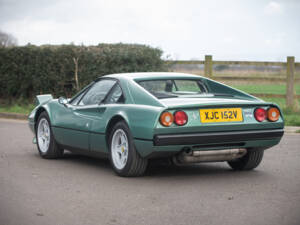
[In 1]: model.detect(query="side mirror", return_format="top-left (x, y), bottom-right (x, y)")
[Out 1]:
top-left (58, 97), bottom-right (69, 106)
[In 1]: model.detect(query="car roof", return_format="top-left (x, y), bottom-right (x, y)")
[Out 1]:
top-left (103, 72), bottom-right (204, 80)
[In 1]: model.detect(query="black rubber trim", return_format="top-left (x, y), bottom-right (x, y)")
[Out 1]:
top-left (51, 125), bottom-right (105, 135)
top-left (59, 143), bottom-right (108, 158)
top-left (154, 129), bottom-right (284, 146)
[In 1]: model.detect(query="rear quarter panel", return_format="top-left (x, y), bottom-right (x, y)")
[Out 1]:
top-left (88, 104), bottom-right (163, 156)
top-left (90, 104), bottom-right (163, 140)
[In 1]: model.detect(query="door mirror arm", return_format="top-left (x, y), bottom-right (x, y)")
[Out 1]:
top-left (58, 97), bottom-right (69, 107)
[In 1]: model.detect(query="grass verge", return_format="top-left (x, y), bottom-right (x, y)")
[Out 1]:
top-left (0, 104), bottom-right (35, 115)
top-left (280, 107), bottom-right (300, 126)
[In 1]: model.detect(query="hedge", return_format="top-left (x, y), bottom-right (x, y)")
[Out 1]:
top-left (0, 44), bottom-right (165, 100)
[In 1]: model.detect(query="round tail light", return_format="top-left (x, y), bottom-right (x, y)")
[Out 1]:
top-left (254, 108), bottom-right (267, 122)
top-left (174, 111), bottom-right (188, 126)
top-left (160, 112), bottom-right (174, 127)
top-left (267, 107), bottom-right (280, 122)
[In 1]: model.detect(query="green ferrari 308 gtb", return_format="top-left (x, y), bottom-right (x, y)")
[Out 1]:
top-left (28, 72), bottom-right (284, 176)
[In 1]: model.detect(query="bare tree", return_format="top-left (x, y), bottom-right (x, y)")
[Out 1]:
top-left (0, 30), bottom-right (17, 47)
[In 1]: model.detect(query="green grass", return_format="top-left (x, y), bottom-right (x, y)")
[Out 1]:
top-left (280, 107), bottom-right (300, 126)
top-left (260, 97), bottom-right (300, 126)
top-left (232, 84), bottom-right (300, 95)
top-left (0, 104), bottom-right (35, 115)
top-left (261, 97), bottom-right (300, 108)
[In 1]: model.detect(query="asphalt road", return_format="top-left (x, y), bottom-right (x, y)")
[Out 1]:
top-left (1, 118), bottom-right (300, 225)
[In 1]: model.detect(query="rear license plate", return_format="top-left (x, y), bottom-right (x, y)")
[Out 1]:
top-left (200, 108), bottom-right (243, 123)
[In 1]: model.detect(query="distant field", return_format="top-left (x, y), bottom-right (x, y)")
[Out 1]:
top-left (232, 84), bottom-right (300, 95)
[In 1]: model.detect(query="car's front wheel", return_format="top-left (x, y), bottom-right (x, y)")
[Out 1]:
top-left (36, 111), bottom-right (64, 159)
top-left (109, 121), bottom-right (148, 177)
top-left (227, 148), bottom-right (264, 170)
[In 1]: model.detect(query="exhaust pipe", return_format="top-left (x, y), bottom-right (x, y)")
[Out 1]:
top-left (173, 149), bottom-right (247, 164)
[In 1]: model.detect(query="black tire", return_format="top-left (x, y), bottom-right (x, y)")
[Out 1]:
top-left (108, 121), bottom-right (148, 177)
top-left (228, 148), bottom-right (264, 170)
top-left (36, 111), bottom-right (64, 159)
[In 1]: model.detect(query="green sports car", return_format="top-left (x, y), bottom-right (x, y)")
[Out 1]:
top-left (28, 72), bottom-right (284, 176)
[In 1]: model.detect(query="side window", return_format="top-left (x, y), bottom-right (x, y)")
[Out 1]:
top-left (139, 80), bottom-right (166, 92)
top-left (105, 84), bottom-right (124, 104)
top-left (70, 91), bottom-right (86, 105)
top-left (79, 79), bottom-right (116, 105)
top-left (174, 80), bottom-right (201, 92)
top-left (69, 82), bottom-right (94, 105)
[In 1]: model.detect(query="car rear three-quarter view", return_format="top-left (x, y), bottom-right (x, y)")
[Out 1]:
top-left (28, 72), bottom-right (284, 177)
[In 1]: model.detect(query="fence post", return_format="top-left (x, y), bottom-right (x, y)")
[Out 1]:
top-left (204, 55), bottom-right (213, 78)
top-left (286, 56), bottom-right (298, 110)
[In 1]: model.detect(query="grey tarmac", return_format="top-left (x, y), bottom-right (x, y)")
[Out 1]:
top-left (0, 118), bottom-right (300, 225)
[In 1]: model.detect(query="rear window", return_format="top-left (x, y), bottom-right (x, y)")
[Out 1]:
top-left (138, 79), bottom-right (207, 99)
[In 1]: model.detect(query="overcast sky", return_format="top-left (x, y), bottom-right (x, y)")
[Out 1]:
top-left (0, 0), bottom-right (299, 61)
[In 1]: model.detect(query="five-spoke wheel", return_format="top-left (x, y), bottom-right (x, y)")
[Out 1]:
top-left (36, 112), bottom-right (63, 159)
top-left (37, 118), bottom-right (51, 153)
top-left (109, 121), bottom-right (148, 177)
top-left (111, 129), bottom-right (129, 170)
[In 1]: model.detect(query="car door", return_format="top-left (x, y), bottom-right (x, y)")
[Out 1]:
top-left (89, 82), bottom-right (126, 153)
top-left (53, 79), bottom-right (116, 150)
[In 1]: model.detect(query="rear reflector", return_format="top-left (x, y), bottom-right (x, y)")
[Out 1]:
top-left (267, 107), bottom-right (280, 122)
top-left (254, 108), bottom-right (267, 122)
top-left (160, 112), bottom-right (174, 127)
top-left (174, 111), bottom-right (188, 126)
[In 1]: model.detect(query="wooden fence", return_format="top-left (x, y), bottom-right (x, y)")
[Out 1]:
top-left (166, 56), bottom-right (299, 109)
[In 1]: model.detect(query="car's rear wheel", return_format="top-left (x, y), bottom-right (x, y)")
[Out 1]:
top-left (109, 121), bottom-right (148, 177)
top-left (36, 112), bottom-right (64, 159)
top-left (227, 148), bottom-right (264, 170)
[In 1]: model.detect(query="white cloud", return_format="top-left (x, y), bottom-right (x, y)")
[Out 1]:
top-left (0, 0), bottom-right (299, 61)
top-left (265, 33), bottom-right (286, 47)
top-left (264, 1), bottom-right (283, 15)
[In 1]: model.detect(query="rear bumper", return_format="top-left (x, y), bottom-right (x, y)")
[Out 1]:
top-left (153, 129), bottom-right (284, 146)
